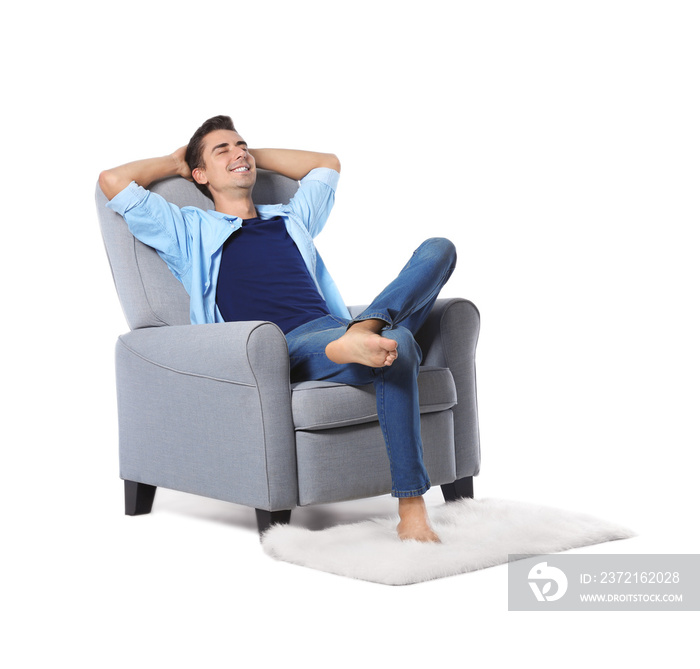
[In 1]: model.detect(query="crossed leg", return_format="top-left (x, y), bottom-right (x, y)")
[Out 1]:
top-left (287, 238), bottom-right (457, 543)
top-left (325, 319), bottom-right (440, 542)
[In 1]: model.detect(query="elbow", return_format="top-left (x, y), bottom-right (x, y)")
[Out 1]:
top-left (98, 170), bottom-right (115, 199)
top-left (326, 154), bottom-right (341, 173)
top-left (98, 169), bottom-right (124, 201)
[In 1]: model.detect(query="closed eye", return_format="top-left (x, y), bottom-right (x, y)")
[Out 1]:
top-left (211, 141), bottom-right (247, 155)
top-left (211, 142), bottom-right (230, 155)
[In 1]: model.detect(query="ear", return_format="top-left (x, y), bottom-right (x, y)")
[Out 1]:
top-left (192, 167), bottom-right (208, 186)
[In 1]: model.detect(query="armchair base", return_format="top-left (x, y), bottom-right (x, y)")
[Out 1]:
top-left (122, 477), bottom-right (475, 535)
top-left (256, 509), bottom-right (293, 535)
top-left (124, 480), bottom-right (157, 516)
top-left (440, 476), bottom-right (474, 502)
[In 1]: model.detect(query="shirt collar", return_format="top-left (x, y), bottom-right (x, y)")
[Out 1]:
top-left (207, 209), bottom-right (241, 223)
top-left (206, 207), bottom-right (283, 222)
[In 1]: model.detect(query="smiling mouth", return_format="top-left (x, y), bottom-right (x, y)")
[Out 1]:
top-left (229, 165), bottom-right (250, 173)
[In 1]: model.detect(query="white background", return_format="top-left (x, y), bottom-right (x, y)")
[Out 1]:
top-left (2, 0), bottom-right (698, 665)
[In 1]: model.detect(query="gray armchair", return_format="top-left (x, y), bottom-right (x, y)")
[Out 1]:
top-left (96, 172), bottom-right (481, 534)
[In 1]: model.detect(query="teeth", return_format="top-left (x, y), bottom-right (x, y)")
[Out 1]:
top-left (232, 166), bottom-right (249, 172)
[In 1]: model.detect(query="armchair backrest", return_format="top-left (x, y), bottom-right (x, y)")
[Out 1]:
top-left (96, 171), bottom-right (300, 330)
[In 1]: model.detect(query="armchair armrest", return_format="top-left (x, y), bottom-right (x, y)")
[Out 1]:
top-left (414, 298), bottom-right (480, 368)
top-left (115, 321), bottom-right (298, 511)
top-left (117, 321), bottom-right (289, 387)
top-left (415, 297), bottom-right (481, 477)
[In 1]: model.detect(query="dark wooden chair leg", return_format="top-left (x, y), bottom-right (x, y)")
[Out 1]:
top-left (441, 475), bottom-right (474, 503)
top-left (124, 480), bottom-right (157, 516)
top-left (256, 508), bottom-right (292, 536)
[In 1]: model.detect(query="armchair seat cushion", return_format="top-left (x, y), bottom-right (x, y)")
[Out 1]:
top-left (291, 366), bottom-right (457, 431)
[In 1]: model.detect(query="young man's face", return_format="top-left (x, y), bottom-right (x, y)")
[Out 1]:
top-left (193, 128), bottom-right (256, 196)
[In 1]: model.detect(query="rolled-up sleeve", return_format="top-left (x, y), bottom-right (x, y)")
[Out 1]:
top-left (287, 168), bottom-right (339, 238)
top-left (106, 181), bottom-right (191, 279)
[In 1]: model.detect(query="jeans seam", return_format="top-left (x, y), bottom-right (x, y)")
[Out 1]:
top-left (392, 261), bottom-right (456, 329)
top-left (392, 482), bottom-right (431, 497)
top-left (375, 372), bottom-right (396, 485)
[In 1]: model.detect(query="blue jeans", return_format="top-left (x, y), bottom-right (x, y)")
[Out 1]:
top-left (285, 238), bottom-right (457, 497)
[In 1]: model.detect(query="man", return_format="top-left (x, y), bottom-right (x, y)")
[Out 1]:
top-left (99, 115), bottom-right (456, 543)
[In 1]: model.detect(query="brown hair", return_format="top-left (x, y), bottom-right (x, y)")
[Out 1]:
top-left (185, 115), bottom-right (236, 198)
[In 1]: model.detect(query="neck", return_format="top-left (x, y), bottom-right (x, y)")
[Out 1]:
top-left (213, 193), bottom-right (257, 219)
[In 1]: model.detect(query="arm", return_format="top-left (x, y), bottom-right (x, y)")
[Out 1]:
top-left (101, 148), bottom-right (193, 281)
top-left (249, 148), bottom-right (340, 181)
top-left (99, 146), bottom-right (191, 200)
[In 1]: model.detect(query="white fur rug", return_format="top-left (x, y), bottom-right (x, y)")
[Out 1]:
top-left (261, 498), bottom-right (636, 585)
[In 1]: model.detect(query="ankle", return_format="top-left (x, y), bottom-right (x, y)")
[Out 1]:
top-left (397, 496), bottom-right (440, 542)
top-left (398, 495), bottom-right (427, 515)
top-left (349, 318), bottom-right (386, 334)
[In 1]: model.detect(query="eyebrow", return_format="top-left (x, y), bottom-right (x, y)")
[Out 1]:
top-left (211, 140), bottom-right (247, 153)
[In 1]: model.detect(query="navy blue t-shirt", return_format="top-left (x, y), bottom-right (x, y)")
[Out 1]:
top-left (216, 215), bottom-right (330, 334)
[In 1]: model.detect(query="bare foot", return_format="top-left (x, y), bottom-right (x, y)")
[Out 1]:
top-left (325, 319), bottom-right (398, 368)
top-left (397, 496), bottom-right (440, 543)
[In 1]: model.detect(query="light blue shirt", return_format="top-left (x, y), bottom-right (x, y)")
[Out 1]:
top-left (106, 167), bottom-right (351, 325)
